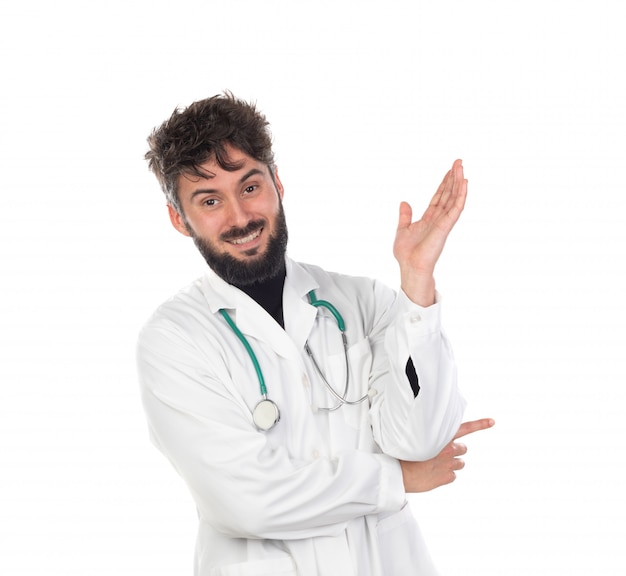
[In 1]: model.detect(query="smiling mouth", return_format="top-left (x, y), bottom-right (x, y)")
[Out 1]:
top-left (229, 228), bottom-right (262, 245)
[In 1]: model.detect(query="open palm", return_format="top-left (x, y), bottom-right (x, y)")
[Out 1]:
top-left (393, 159), bottom-right (467, 304)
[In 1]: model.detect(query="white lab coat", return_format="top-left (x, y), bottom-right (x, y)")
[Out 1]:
top-left (137, 257), bottom-right (466, 576)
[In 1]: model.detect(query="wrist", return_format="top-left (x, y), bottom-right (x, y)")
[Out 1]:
top-left (400, 272), bottom-right (436, 307)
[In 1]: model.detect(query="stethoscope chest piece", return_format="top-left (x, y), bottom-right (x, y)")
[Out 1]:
top-left (252, 398), bottom-right (280, 431)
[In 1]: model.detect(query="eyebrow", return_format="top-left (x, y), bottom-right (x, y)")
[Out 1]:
top-left (189, 168), bottom-right (265, 200)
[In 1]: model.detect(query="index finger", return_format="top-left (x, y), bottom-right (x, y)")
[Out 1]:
top-left (454, 418), bottom-right (495, 440)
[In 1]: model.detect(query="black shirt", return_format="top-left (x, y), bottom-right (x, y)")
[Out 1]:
top-left (235, 261), bottom-right (287, 328)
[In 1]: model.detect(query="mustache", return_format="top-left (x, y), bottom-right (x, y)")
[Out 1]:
top-left (220, 219), bottom-right (266, 242)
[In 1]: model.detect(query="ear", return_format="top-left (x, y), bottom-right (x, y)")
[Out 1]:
top-left (272, 166), bottom-right (285, 200)
top-left (167, 204), bottom-right (192, 237)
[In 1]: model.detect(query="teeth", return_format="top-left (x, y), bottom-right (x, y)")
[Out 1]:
top-left (231, 229), bottom-right (261, 245)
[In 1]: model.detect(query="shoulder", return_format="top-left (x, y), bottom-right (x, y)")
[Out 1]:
top-left (138, 276), bottom-right (214, 348)
top-left (293, 260), bottom-right (397, 321)
top-left (300, 260), bottom-right (394, 295)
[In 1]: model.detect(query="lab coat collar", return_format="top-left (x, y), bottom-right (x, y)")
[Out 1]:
top-left (200, 256), bottom-right (319, 357)
top-left (283, 258), bottom-right (319, 351)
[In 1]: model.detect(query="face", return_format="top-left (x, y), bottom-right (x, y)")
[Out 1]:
top-left (168, 145), bottom-right (288, 286)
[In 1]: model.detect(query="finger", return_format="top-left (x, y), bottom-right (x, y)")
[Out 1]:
top-left (437, 161), bottom-right (460, 210)
top-left (454, 418), bottom-right (495, 440)
top-left (443, 160), bottom-right (467, 215)
top-left (451, 442), bottom-right (467, 457)
top-left (439, 441), bottom-right (467, 460)
top-left (428, 169), bottom-right (452, 210)
top-left (425, 161), bottom-right (466, 224)
top-left (397, 201), bottom-right (413, 231)
top-left (451, 457), bottom-right (465, 472)
top-left (447, 159), bottom-right (462, 181)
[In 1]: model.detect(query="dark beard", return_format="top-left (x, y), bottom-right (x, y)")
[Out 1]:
top-left (190, 201), bottom-right (288, 287)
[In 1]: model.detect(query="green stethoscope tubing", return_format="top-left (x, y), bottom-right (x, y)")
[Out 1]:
top-left (219, 289), bottom-right (367, 430)
top-left (307, 290), bottom-right (345, 331)
top-left (219, 307), bottom-right (268, 397)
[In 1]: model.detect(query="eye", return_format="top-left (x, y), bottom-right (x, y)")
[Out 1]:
top-left (243, 185), bottom-right (258, 195)
top-left (203, 198), bottom-right (218, 207)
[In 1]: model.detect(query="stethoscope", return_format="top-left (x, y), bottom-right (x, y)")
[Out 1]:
top-left (219, 289), bottom-right (368, 431)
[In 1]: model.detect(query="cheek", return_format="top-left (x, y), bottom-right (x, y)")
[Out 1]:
top-left (266, 197), bottom-right (283, 220)
top-left (186, 216), bottom-right (223, 243)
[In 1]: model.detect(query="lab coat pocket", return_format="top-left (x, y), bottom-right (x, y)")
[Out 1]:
top-left (210, 555), bottom-right (297, 576)
top-left (376, 502), bottom-right (439, 576)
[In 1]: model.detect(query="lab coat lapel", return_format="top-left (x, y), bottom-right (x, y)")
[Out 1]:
top-left (283, 259), bottom-right (318, 352)
top-left (200, 259), bottom-right (317, 359)
top-left (235, 298), bottom-right (293, 358)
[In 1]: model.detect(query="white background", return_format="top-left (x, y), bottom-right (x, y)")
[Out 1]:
top-left (1, 1), bottom-right (624, 574)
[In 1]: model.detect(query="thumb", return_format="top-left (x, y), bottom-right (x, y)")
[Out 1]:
top-left (397, 201), bottom-right (413, 231)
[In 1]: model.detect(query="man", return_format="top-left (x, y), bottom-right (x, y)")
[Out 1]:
top-left (137, 92), bottom-right (493, 576)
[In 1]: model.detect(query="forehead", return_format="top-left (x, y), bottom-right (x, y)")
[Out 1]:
top-left (177, 146), bottom-right (267, 194)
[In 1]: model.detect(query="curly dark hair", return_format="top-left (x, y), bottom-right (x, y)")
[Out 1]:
top-left (145, 91), bottom-right (276, 213)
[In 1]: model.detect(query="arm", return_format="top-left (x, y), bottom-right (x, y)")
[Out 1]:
top-left (369, 291), bottom-right (466, 460)
top-left (369, 161), bottom-right (469, 459)
top-left (400, 419), bottom-right (495, 492)
top-left (137, 320), bottom-right (406, 541)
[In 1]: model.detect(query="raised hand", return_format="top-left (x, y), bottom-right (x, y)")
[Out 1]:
top-left (393, 159), bottom-right (468, 306)
top-left (400, 418), bottom-right (494, 493)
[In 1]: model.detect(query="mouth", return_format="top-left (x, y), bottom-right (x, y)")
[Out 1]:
top-left (228, 228), bottom-right (262, 246)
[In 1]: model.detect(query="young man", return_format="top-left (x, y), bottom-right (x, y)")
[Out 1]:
top-left (137, 92), bottom-right (493, 576)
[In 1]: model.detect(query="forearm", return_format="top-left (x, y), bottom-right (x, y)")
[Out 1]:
top-left (143, 386), bottom-right (406, 540)
top-left (369, 291), bottom-right (466, 460)
top-left (137, 326), bottom-right (406, 541)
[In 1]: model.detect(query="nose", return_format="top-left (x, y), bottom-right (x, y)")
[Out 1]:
top-left (225, 197), bottom-right (252, 228)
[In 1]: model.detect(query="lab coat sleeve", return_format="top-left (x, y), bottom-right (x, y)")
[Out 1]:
top-left (137, 319), bottom-right (406, 541)
top-left (368, 287), bottom-right (466, 461)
